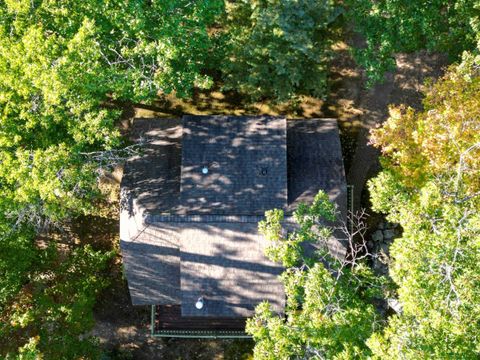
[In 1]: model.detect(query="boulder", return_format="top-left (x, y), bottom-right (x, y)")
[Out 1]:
top-left (383, 229), bottom-right (396, 240)
top-left (380, 243), bottom-right (390, 255)
top-left (387, 298), bottom-right (403, 314)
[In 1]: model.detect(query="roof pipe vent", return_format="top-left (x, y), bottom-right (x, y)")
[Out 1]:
top-left (195, 297), bottom-right (204, 310)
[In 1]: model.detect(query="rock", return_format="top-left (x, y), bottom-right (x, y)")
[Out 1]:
top-left (387, 298), bottom-right (403, 314)
top-left (372, 256), bottom-right (388, 275)
top-left (380, 243), bottom-right (390, 255)
top-left (372, 230), bottom-right (383, 242)
top-left (383, 229), bottom-right (396, 240)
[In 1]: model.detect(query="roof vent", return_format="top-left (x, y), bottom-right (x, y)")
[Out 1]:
top-left (258, 167), bottom-right (268, 176)
top-left (195, 297), bottom-right (204, 310)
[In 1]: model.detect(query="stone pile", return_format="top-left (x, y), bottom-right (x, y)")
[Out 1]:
top-left (368, 221), bottom-right (401, 275)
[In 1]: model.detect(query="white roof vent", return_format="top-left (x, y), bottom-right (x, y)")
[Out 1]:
top-left (195, 297), bottom-right (204, 310)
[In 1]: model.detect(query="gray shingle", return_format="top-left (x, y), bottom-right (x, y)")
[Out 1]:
top-left (120, 116), bottom-right (348, 316)
top-left (178, 222), bottom-right (284, 317)
top-left (180, 115), bottom-right (287, 215)
top-left (120, 223), bottom-right (181, 305)
top-left (287, 118), bottom-right (347, 218)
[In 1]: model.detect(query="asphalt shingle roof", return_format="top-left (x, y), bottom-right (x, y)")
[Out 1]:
top-left (180, 115), bottom-right (287, 215)
top-left (179, 223), bottom-right (283, 317)
top-left (120, 116), bottom-right (347, 317)
top-left (287, 119), bottom-right (347, 216)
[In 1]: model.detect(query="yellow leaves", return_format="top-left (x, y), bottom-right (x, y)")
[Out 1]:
top-left (273, 27), bottom-right (284, 37)
top-left (17, 337), bottom-right (43, 359)
top-left (4, 0), bottom-right (31, 14)
top-left (370, 56), bottom-right (480, 193)
top-left (10, 310), bottom-right (33, 328)
top-left (418, 182), bottom-right (442, 211)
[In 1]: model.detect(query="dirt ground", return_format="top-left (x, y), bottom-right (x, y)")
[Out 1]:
top-left (86, 41), bottom-right (448, 359)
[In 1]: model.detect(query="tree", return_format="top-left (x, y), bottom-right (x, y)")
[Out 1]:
top-left (0, 227), bottom-right (38, 309)
top-left (0, 0), bottom-right (224, 227)
top-left (346, 0), bottom-right (480, 83)
top-left (367, 53), bottom-right (480, 358)
top-left (0, 245), bottom-right (113, 359)
top-left (0, 1), bottom-right (223, 357)
top-left (247, 192), bottom-right (385, 359)
top-left (222, 0), bottom-right (343, 101)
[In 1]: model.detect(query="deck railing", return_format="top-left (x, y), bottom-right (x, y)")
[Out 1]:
top-left (150, 305), bottom-right (252, 339)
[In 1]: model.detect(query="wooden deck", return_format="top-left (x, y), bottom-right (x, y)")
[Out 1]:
top-left (155, 305), bottom-right (247, 332)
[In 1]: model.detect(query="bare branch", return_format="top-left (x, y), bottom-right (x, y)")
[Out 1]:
top-left (80, 138), bottom-right (150, 174)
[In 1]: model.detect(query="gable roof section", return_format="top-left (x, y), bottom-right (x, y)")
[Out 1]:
top-left (287, 119), bottom-right (347, 217)
top-left (180, 115), bottom-right (287, 215)
top-left (179, 222), bottom-right (284, 317)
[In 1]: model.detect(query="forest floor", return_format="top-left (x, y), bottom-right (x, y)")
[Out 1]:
top-left (83, 42), bottom-right (447, 359)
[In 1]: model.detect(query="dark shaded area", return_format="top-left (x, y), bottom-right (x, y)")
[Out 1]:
top-left (155, 305), bottom-right (246, 331)
top-left (121, 235), bottom-right (181, 306)
top-left (68, 215), bottom-right (119, 252)
top-left (122, 118), bottom-right (183, 214)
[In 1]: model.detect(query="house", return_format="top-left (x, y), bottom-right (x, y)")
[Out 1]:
top-left (120, 115), bottom-right (347, 338)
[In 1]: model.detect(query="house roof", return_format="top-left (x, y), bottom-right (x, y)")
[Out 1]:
top-left (286, 118), bottom-right (347, 213)
top-left (120, 116), bottom-right (347, 318)
top-left (180, 115), bottom-right (287, 215)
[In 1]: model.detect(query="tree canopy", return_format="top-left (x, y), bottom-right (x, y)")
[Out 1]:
top-left (222, 0), bottom-right (342, 101)
top-left (0, 1), bottom-right (223, 357)
top-left (367, 53), bottom-right (480, 358)
top-left (247, 192), bottom-right (385, 359)
top-left (0, 0), bottom-right (223, 226)
top-left (0, 245), bottom-right (112, 359)
top-left (347, 0), bottom-right (480, 83)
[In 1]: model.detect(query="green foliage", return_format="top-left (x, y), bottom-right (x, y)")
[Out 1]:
top-left (0, 1), bottom-right (225, 358)
top-left (0, 0), bottom-right (224, 227)
top-left (222, 0), bottom-right (342, 101)
top-left (250, 191), bottom-right (383, 359)
top-left (0, 244), bottom-right (113, 359)
top-left (1, 0), bottom-right (223, 100)
top-left (0, 5), bottom-right (224, 353)
top-left (367, 54), bottom-right (480, 358)
top-left (259, 191), bottom-right (336, 267)
top-left (347, 0), bottom-right (480, 83)
top-left (0, 227), bottom-right (38, 309)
